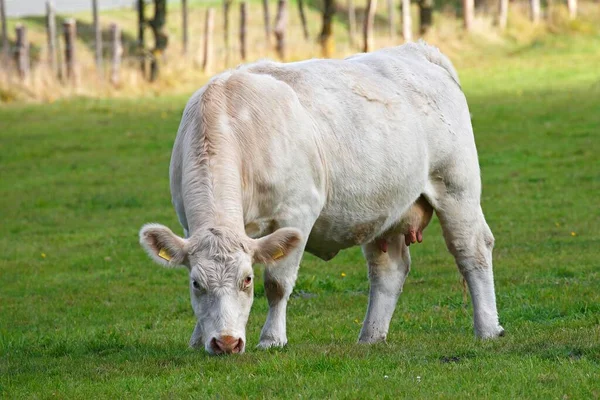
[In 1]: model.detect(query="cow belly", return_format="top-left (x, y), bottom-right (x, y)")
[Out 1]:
top-left (305, 214), bottom-right (388, 260)
top-left (305, 193), bottom-right (432, 260)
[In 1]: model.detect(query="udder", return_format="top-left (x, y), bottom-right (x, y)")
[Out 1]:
top-left (377, 196), bottom-right (434, 252)
top-left (401, 195), bottom-right (434, 245)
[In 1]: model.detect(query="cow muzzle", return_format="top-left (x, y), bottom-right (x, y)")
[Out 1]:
top-left (210, 335), bottom-right (244, 355)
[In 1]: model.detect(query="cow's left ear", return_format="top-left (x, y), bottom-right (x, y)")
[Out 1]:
top-left (139, 223), bottom-right (189, 267)
top-left (252, 228), bottom-right (302, 265)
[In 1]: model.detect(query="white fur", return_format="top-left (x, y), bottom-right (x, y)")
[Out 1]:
top-left (359, 235), bottom-right (412, 343)
top-left (140, 41), bottom-right (504, 354)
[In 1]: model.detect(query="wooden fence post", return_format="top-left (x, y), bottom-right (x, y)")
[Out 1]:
top-left (63, 19), bottom-right (77, 84)
top-left (274, 0), bottom-right (288, 60)
top-left (203, 8), bottom-right (215, 74)
top-left (92, 0), bottom-right (103, 78)
top-left (387, 0), bottom-right (396, 39)
top-left (223, 0), bottom-right (232, 66)
top-left (46, 1), bottom-right (57, 75)
top-left (15, 24), bottom-right (29, 79)
top-left (363, 0), bottom-right (377, 52)
top-left (110, 23), bottom-right (122, 86)
top-left (147, 0), bottom-right (167, 83)
top-left (417, 0), bottom-right (433, 34)
top-left (402, 0), bottom-right (412, 42)
top-left (262, 0), bottom-right (271, 46)
top-left (182, 0), bottom-right (188, 55)
top-left (1, 0), bottom-right (9, 65)
top-left (463, 0), bottom-right (474, 31)
top-left (530, 0), bottom-right (540, 23)
top-left (567, 0), bottom-right (577, 19)
top-left (240, 2), bottom-right (247, 61)
top-left (319, 0), bottom-right (335, 57)
top-left (137, 0), bottom-right (146, 76)
top-left (298, 0), bottom-right (309, 40)
top-left (347, 0), bottom-right (356, 47)
top-left (498, 0), bottom-right (508, 30)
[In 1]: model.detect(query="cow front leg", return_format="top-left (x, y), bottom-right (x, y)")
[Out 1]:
top-left (359, 235), bottom-right (411, 343)
top-left (258, 266), bottom-right (299, 349)
top-left (258, 221), bottom-right (313, 349)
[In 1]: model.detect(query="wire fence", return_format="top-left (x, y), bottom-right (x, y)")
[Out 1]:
top-left (0, 1), bottom-right (380, 89)
top-left (0, 0), bottom-right (588, 100)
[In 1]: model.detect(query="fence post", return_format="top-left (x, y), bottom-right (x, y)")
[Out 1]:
top-left (1, 0), bottom-right (8, 65)
top-left (274, 0), bottom-right (287, 60)
top-left (63, 19), bottom-right (77, 84)
top-left (182, 0), bottom-right (188, 55)
top-left (347, 0), bottom-right (356, 48)
top-left (137, 0), bottom-right (146, 76)
top-left (530, 0), bottom-right (540, 23)
top-left (203, 8), bottom-right (215, 74)
top-left (240, 2), bottom-right (247, 61)
top-left (92, 0), bottom-right (103, 78)
top-left (46, 1), bottom-right (58, 75)
top-left (463, 0), bottom-right (474, 31)
top-left (319, 0), bottom-right (335, 57)
top-left (110, 23), bottom-right (122, 86)
top-left (223, 0), bottom-right (232, 66)
top-left (298, 0), bottom-right (309, 40)
top-left (567, 0), bottom-right (576, 19)
top-left (363, 0), bottom-right (377, 52)
top-left (402, 0), bottom-right (412, 42)
top-left (15, 24), bottom-right (29, 79)
top-left (417, 0), bottom-right (433, 34)
top-left (261, 0), bottom-right (271, 46)
top-left (498, 0), bottom-right (508, 30)
top-left (148, 0), bottom-right (167, 83)
top-left (387, 0), bottom-right (396, 39)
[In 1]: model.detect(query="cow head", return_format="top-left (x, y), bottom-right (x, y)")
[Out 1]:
top-left (139, 223), bottom-right (301, 355)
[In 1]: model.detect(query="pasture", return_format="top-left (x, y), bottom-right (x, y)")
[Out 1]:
top-left (1, 34), bottom-right (599, 398)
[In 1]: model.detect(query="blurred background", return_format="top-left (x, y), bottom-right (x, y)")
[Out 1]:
top-left (1, 0), bottom-right (598, 101)
top-left (6, 0), bottom-right (134, 16)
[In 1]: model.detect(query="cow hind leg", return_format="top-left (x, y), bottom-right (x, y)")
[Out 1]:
top-left (359, 235), bottom-right (410, 343)
top-left (433, 193), bottom-right (504, 339)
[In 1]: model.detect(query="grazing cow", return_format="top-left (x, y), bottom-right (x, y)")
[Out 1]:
top-left (139, 41), bottom-right (504, 355)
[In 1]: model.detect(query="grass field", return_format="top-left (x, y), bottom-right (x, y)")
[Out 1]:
top-left (1, 33), bottom-right (599, 398)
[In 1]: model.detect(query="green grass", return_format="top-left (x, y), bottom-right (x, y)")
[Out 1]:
top-left (1, 34), bottom-right (599, 398)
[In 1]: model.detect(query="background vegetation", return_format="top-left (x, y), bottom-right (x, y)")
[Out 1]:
top-left (1, 0), bottom-right (599, 101)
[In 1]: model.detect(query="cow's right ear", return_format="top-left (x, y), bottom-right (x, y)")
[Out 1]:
top-left (252, 227), bottom-right (302, 265)
top-left (139, 223), bottom-right (189, 267)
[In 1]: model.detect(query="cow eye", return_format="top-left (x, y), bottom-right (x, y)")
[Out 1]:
top-left (192, 280), bottom-right (201, 290)
top-left (243, 276), bottom-right (252, 287)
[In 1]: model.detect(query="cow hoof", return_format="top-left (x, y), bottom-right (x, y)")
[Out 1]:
top-left (476, 325), bottom-right (505, 339)
top-left (257, 338), bottom-right (288, 350)
top-left (357, 334), bottom-right (387, 344)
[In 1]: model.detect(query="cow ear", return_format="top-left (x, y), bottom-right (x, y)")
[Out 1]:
top-left (139, 223), bottom-right (189, 267)
top-left (252, 228), bottom-right (302, 265)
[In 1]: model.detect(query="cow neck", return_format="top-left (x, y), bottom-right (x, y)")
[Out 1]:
top-left (182, 141), bottom-right (245, 236)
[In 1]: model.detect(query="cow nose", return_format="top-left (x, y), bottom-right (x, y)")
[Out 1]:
top-left (210, 336), bottom-right (243, 354)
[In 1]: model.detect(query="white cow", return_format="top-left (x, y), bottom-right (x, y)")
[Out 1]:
top-left (140, 41), bottom-right (504, 355)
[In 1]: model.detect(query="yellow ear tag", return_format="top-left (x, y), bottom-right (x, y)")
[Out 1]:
top-left (158, 248), bottom-right (172, 261)
top-left (272, 249), bottom-right (284, 260)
